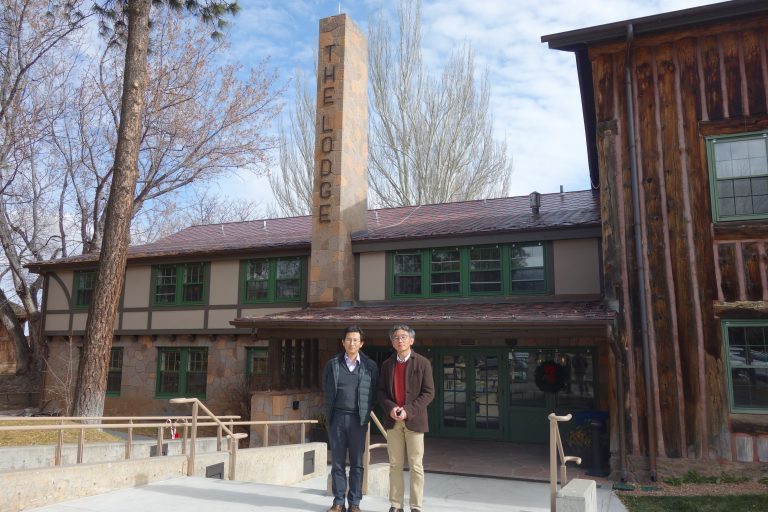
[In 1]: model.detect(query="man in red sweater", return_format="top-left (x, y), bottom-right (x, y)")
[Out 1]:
top-left (377, 324), bottom-right (435, 512)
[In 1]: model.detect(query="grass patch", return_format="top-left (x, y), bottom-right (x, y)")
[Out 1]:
top-left (662, 471), bottom-right (749, 486)
top-left (0, 420), bottom-right (122, 447)
top-left (620, 495), bottom-right (768, 511)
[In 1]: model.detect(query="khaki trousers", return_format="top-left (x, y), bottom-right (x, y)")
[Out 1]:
top-left (386, 421), bottom-right (425, 509)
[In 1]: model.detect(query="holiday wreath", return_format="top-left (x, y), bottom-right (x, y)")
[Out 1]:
top-left (534, 360), bottom-right (568, 393)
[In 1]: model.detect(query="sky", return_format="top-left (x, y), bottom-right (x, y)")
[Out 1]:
top-left (220, 0), bottom-right (716, 211)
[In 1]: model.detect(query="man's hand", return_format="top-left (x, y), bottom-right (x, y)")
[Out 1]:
top-left (390, 407), bottom-right (407, 421)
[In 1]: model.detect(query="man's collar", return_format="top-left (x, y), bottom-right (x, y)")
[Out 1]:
top-left (396, 350), bottom-right (412, 363)
top-left (344, 352), bottom-right (360, 365)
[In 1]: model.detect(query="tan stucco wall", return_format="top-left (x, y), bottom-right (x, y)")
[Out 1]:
top-left (121, 311), bottom-right (148, 330)
top-left (358, 252), bottom-right (386, 301)
top-left (123, 266), bottom-right (151, 308)
top-left (44, 314), bottom-right (70, 332)
top-left (71, 313), bottom-right (89, 331)
top-left (207, 308), bottom-right (238, 329)
top-left (209, 260), bottom-right (239, 305)
top-left (553, 238), bottom-right (601, 295)
top-left (151, 310), bottom-right (205, 330)
top-left (47, 271), bottom-right (72, 310)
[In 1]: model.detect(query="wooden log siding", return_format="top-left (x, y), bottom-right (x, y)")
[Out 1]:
top-left (714, 240), bottom-right (768, 302)
top-left (584, 17), bottom-right (768, 460)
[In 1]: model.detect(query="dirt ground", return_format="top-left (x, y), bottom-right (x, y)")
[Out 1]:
top-left (615, 480), bottom-right (768, 497)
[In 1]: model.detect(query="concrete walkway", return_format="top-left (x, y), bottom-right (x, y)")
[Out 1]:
top-left (27, 471), bottom-right (628, 512)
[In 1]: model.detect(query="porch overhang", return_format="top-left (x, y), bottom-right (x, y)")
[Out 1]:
top-left (231, 301), bottom-right (615, 340)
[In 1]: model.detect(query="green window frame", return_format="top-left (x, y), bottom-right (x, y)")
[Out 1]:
top-left (246, 347), bottom-right (268, 377)
top-left (707, 131), bottom-right (768, 222)
top-left (106, 347), bottom-right (123, 396)
top-left (152, 263), bottom-right (207, 306)
top-left (389, 243), bottom-right (550, 299)
top-left (156, 347), bottom-right (208, 398)
top-left (722, 320), bottom-right (768, 413)
top-left (74, 270), bottom-right (97, 308)
top-left (240, 257), bottom-right (304, 303)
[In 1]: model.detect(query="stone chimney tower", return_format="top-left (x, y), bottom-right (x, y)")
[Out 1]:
top-left (308, 14), bottom-right (368, 307)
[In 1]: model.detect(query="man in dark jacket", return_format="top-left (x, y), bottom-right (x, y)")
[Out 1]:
top-left (322, 325), bottom-right (379, 512)
top-left (377, 324), bottom-right (434, 512)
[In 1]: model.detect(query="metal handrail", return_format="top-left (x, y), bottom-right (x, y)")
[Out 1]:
top-left (169, 397), bottom-right (248, 479)
top-left (549, 413), bottom-right (582, 512)
top-left (362, 411), bottom-right (388, 494)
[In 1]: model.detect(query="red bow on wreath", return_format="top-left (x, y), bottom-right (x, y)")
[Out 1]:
top-left (534, 360), bottom-right (568, 393)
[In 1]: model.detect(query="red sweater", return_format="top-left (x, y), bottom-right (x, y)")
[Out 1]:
top-left (394, 360), bottom-right (407, 407)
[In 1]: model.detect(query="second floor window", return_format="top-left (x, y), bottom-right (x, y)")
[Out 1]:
top-left (74, 270), bottom-right (96, 308)
top-left (391, 243), bottom-right (549, 298)
top-left (708, 132), bottom-right (768, 222)
top-left (153, 263), bottom-right (207, 306)
top-left (241, 257), bottom-right (303, 303)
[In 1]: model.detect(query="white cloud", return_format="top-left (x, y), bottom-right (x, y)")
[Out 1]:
top-left (224, 0), bottom-right (715, 207)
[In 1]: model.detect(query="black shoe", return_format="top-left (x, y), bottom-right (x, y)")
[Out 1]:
top-left (388, 508), bottom-right (403, 512)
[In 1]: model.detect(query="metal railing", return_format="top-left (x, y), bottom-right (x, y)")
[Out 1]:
top-left (362, 411), bottom-right (388, 494)
top-left (0, 414), bottom-right (240, 465)
top-left (0, 407), bottom-right (320, 479)
top-left (549, 413), bottom-right (582, 512)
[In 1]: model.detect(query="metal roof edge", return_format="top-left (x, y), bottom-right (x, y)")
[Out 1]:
top-left (541, 0), bottom-right (768, 51)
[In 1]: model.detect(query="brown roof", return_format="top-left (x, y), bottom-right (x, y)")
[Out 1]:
top-left (232, 300), bottom-right (613, 336)
top-left (28, 189), bottom-right (599, 270)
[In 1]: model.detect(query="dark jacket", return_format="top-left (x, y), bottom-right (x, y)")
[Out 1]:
top-left (323, 352), bottom-right (379, 427)
top-left (377, 350), bottom-right (434, 432)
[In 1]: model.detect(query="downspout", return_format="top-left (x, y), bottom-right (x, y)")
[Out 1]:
top-left (608, 323), bottom-right (628, 481)
top-left (624, 23), bottom-right (658, 481)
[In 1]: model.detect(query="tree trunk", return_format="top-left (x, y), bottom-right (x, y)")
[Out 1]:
top-left (73, 0), bottom-right (151, 419)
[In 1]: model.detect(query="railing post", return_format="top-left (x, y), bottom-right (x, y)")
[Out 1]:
top-left (262, 424), bottom-right (269, 447)
top-left (301, 422), bottom-right (306, 444)
top-left (55, 427), bottom-right (63, 466)
top-left (188, 400), bottom-right (198, 476)
top-left (228, 436), bottom-right (238, 480)
top-left (549, 414), bottom-right (557, 512)
top-left (181, 421), bottom-right (189, 455)
top-left (157, 425), bottom-right (164, 457)
top-left (77, 427), bottom-right (85, 464)
top-left (217, 425), bottom-right (223, 451)
top-left (126, 419), bottom-right (133, 460)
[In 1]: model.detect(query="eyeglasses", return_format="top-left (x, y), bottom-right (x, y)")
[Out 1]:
top-left (391, 335), bottom-right (411, 341)
top-left (343, 339), bottom-right (361, 344)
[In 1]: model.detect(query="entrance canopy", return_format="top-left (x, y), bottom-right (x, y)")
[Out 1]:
top-left (232, 301), bottom-right (615, 339)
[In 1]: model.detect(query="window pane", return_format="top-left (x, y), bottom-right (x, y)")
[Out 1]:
top-left (470, 247), bottom-right (501, 293)
top-left (395, 275), bottom-right (421, 295)
top-left (394, 252), bottom-right (422, 295)
top-left (107, 348), bottom-right (123, 394)
top-left (276, 258), bottom-right (301, 300)
top-left (250, 349), bottom-right (268, 375)
top-left (155, 267), bottom-right (177, 304)
top-left (510, 244), bottom-right (545, 292)
top-left (394, 253), bottom-right (421, 273)
top-left (77, 271), bottom-right (96, 306)
top-left (182, 264), bottom-right (204, 302)
top-left (245, 260), bottom-right (269, 301)
top-left (713, 136), bottom-right (768, 219)
top-left (159, 350), bottom-right (180, 394)
top-left (728, 325), bottom-right (768, 409)
top-left (431, 249), bottom-right (460, 294)
top-left (186, 350), bottom-right (208, 395)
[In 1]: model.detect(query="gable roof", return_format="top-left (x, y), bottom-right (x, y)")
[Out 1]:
top-left (27, 189), bottom-right (599, 271)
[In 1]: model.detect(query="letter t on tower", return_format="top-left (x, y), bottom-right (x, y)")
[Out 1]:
top-left (309, 14), bottom-right (368, 307)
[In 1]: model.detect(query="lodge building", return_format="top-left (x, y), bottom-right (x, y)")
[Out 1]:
top-left (28, 1), bottom-right (768, 479)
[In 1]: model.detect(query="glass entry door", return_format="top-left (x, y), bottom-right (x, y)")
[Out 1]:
top-left (440, 351), bottom-right (504, 439)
